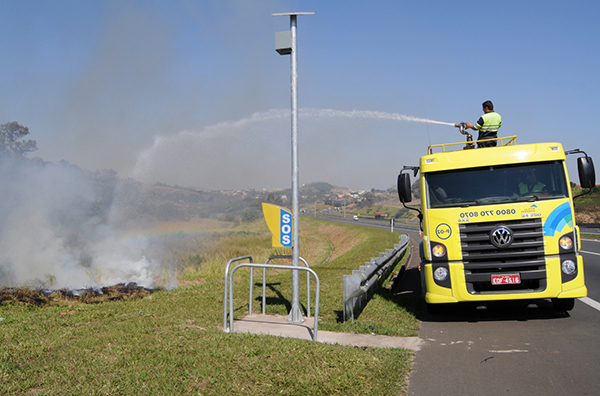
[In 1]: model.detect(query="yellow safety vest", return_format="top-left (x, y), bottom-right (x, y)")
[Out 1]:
top-left (476, 112), bottom-right (502, 134)
top-left (519, 181), bottom-right (545, 195)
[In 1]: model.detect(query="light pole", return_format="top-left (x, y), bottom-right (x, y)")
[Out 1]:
top-left (273, 11), bottom-right (314, 323)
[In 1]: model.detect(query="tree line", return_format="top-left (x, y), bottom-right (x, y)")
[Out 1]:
top-left (0, 122), bottom-right (37, 156)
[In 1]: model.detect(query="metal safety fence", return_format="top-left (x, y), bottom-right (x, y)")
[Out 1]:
top-left (342, 234), bottom-right (410, 323)
top-left (223, 255), bottom-right (320, 341)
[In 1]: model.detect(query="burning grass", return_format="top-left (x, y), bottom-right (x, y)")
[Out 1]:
top-left (0, 283), bottom-right (157, 307)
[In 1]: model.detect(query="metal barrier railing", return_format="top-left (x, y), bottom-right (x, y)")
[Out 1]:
top-left (428, 135), bottom-right (517, 154)
top-left (263, 256), bottom-right (311, 317)
top-left (223, 255), bottom-right (312, 332)
top-left (224, 261), bottom-right (320, 341)
top-left (342, 234), bottom-right (410, 323)
top-left (223, 255), bottom-right (253, 331)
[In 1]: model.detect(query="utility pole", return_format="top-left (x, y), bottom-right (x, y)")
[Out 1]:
top-left (273, 11), bottom-right (314, 323)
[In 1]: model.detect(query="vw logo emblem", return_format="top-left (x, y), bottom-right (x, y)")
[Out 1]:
top-left (490, 226), bottom-right (513, 248)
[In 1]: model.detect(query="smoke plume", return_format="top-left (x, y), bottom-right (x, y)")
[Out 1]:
top-left (0, 154), bottom-right (176, 290)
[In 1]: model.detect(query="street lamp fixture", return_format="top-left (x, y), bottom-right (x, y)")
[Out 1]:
top-left (272, 11), bottom-right (314, 323)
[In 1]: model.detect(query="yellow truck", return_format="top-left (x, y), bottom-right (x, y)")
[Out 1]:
top-left (397, 127), bottom-right (596, 313)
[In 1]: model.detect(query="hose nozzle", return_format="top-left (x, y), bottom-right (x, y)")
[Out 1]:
top-left (455, 122), bottom-right (467, 135)
top-left (455, 122), bottom-right (475, 149)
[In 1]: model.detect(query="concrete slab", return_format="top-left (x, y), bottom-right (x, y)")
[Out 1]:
top-left (229, 314), bottom-right (423, 351)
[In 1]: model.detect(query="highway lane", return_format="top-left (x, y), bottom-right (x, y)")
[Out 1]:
top-left (313, 213), bottom-right (420, 234)
top-left (580, 238), bottom-right (600, 304)
top-left (580, 224), bottom-right (600, 235)
top-left (407, 301), bottom-right (600, 395)
top-left (407, 238), bottom-right (600, 395)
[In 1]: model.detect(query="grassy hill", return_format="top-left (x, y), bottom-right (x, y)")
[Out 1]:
top-left (1, 216), bottom-right (418, 395)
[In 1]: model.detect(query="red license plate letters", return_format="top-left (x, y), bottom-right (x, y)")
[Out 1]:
top-left (491, 274), bottom-right (521, 285)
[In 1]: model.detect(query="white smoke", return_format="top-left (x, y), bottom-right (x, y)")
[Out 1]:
top-left (0, 155), bottom-right (176, 289)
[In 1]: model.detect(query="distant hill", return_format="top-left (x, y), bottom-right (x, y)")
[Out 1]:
top-left (134, 181), bottom-right (415, 224)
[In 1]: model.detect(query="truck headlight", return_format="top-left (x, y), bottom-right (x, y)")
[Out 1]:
top-left (434, 267), bottom-right (449, 281)
top-left (432, 244), bottom-right (446, 258)
top-left (559, 236), bottom-right (573, 250)
top-left (561, 260), bottom-right (576, 275)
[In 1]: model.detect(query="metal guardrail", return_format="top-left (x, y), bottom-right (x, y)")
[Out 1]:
top-left (263, 256), bottom-right (312, 317)
top-left (342, 234), bottom-right (410, 323)
top-left (223, 256), bottom-right (320, 341)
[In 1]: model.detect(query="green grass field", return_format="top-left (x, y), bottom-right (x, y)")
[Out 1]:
top-left (1, 216), bottom-right (419, 395)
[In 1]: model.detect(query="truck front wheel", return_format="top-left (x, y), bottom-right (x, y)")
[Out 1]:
top-left (426, 303), bottom-right (446, 315)
top-left (552, 298), bottom-right (575, 311)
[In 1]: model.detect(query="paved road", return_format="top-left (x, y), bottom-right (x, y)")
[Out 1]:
top-left (315, 213), bottom-right (419, 234)
top-left (580, 224), bottom-right (600, 236)
top-left (407, 237), bottom-right (600, 396)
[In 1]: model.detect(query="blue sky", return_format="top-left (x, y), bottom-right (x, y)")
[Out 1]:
top-left (1, 0), bottom-right (598, 190)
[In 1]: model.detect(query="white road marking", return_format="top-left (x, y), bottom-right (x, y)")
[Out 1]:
top-left (579, 248), bottom-right (600, 312)
top-left (579, 297), bottom-right (600, 312)
top-left (488, 349), bottom-right (528, 353)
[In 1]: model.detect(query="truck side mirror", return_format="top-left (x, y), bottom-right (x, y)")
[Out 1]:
top-left (577, 156), bottom-right (596, 189)
top-left (398, 173), bottom-right (412, 203)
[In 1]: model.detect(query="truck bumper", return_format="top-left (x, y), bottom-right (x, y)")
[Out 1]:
top-left (423, 254), bottom-right (587, 304)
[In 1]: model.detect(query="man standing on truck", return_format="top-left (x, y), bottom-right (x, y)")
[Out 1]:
top-left (466, 100), bottom-right (502, 148)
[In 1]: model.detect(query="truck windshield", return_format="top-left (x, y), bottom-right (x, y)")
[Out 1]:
top-left (425, 161), bottom-right (569, 208)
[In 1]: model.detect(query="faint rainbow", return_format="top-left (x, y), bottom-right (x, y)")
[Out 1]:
top-left (119, 223), bottom-right (208, 248)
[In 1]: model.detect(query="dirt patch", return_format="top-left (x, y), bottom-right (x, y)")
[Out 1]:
top-left (576, 212), bottom-right (600, 224)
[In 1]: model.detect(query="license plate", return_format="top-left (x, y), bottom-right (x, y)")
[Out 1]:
top-left (491, 274), bottom-right (521, 285)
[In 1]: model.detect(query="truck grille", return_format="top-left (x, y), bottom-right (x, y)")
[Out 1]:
top-left (459, 218), bottom-right (546, 294)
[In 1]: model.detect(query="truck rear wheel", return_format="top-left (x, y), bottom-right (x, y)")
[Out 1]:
top-left (552, 298), bottom-right (575, 311)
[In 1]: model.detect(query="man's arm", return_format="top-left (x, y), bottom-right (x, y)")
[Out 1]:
top-left (466, 117), bottom-right (484, 131)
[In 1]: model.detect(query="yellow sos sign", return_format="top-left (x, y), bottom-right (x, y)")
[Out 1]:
top-left (262, 203), bottom-right (293, 247)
